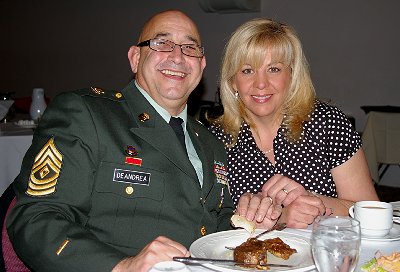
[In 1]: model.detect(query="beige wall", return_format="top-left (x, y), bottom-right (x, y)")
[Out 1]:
top-left (1, 1), bottom-right (399, 125)
top-left (1, 0), bottom-right (399, 185)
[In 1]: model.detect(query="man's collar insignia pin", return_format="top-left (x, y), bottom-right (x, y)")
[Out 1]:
top-left (27, 138), bottom-right (63, 196)
top-left (138, 113), bottom-right (150, 122)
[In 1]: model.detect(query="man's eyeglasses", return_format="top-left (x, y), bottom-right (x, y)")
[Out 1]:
top-left (137, 38), bottom-right (204, 58)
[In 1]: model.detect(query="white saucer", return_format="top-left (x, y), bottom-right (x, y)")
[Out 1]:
top-left (361, 223), bottom-right (400, 241)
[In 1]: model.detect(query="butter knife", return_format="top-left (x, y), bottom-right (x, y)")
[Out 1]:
top-left (173, 257), bottom-right (294, 268)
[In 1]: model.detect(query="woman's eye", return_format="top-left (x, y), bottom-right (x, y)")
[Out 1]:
top-left (268, 67), bottom-right (281, 73)
top-left (241, 68), bottom-right (253, 74)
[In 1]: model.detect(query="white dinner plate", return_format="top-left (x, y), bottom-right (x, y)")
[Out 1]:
top-left (361, 223), bottom-right (400, 242)
top-left (189, 229), bottom-right (315, 272)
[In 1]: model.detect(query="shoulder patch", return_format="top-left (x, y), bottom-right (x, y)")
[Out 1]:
top-left (26, 138), bottom-right (63, 197)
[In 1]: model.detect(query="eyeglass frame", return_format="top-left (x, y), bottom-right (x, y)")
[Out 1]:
top-left (137, 38), bottom-right (205, 58)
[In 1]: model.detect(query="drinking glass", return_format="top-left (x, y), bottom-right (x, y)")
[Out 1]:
top-left (311, 216), bottom-right (361, 272)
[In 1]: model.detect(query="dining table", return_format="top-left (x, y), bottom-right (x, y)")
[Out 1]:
top-left (165, 201), bottom-right (400, 272)
top-left (0, 122), bottom-right (34, 196)
top-left (362, 111), bottom-right (400, 183)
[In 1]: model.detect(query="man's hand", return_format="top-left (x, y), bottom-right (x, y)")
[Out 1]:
top-left (112, 236), bottom-right (189, 272)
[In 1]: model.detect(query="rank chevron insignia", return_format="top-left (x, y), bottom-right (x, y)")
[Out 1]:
top-left (26, 138), bottom-right (63, 196)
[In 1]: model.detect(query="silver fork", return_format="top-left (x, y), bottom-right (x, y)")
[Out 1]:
top-left (225, 222), bottom-right (287, 250)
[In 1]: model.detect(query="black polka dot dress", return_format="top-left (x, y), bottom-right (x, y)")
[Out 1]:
top-left (209, 101), bottom-right (362, 206)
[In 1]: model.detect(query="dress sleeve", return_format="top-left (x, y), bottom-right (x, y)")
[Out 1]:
top-left (325, 105), bottom-right (362, 168)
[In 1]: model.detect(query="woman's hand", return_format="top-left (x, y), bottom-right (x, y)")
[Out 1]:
top-left (280, 193), bottom-right (327, 228)
top-left (261, 174), bottom-right (308, 206)
top-left (236, 192), bottom-right (282, 230)
top-left (262, 174), bottom-right (327, 228)
top-left (112, 236), bottom-right (189, 272)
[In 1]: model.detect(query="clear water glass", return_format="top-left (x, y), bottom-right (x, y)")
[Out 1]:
top-left (311, 216), bottom-right (361, 272)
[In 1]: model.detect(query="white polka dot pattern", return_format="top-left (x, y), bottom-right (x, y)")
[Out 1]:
top-left (209, 101), bottom-right (362, 206)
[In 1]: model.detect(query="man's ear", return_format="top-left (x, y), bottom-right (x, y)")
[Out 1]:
top-left (201, 56), bottom-right (206, 71)
top-left (128, 46), bottom-right (140, 73)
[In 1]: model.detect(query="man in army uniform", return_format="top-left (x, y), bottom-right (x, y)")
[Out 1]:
top-left (7, 10), bottom-right (281, 272)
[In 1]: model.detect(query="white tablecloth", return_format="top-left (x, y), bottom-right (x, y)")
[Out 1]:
top-left (0, 123), bottom-right (33, 196)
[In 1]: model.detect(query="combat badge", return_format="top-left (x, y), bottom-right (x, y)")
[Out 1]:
top-left (214, 160), bottom-right (228, 186)
top-left (26, 138), bottom-right (63, 196)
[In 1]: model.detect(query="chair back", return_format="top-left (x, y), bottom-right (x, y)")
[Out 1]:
top-left (1, 189), bottom-right (30, 271)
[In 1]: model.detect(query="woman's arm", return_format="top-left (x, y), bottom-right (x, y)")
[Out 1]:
top-left (322, 148), bottom-right (379, 215)
top-left (263, 149), bottom-right (379, 228)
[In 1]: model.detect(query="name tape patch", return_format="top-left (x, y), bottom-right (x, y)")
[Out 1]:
top-left (113, 168), bottom-right (151, 186)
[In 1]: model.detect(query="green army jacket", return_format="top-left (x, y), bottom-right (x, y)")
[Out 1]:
top-left (7, 81), bottom-right (234, 272)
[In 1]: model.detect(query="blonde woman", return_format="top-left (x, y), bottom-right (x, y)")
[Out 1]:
top-left (209, 18), bottom-right (379, 228)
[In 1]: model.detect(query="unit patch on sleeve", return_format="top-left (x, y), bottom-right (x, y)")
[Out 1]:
top-left (26, 138), bottom-right (63, 196)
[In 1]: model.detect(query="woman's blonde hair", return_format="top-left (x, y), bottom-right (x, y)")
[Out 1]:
top-left (212, 18), bottom-right (316, 144)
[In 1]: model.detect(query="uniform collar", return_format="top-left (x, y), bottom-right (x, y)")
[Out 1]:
top-left (134, 81), bottom-right (188, 129)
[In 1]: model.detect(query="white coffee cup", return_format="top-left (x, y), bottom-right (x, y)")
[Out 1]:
top-left (348, 201), bottom-right (393, 237)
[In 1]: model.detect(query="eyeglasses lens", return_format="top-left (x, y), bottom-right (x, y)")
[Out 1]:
top-left (148, 39), bottom-right (203, 58)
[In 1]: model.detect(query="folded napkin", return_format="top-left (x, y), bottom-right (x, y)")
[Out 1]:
top-left (0, 100), bottom-right (14, 120)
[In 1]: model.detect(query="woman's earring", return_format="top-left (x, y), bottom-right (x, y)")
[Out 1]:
top-left (234, 91), bottom-right (239, 99)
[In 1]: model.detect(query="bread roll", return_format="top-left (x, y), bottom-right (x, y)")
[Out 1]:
top-left (231, 214), bottom-right (256, 234)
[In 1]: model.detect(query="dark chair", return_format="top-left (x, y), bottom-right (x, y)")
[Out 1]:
top-left (0, 184), bottom-right (30, 271)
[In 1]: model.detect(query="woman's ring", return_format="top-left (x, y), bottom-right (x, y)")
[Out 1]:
top-left (282, 188), bottom-right (289, 195)
top-left (266, 196), bottom-right (273, 204)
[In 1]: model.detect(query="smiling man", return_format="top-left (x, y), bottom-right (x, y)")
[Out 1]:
top-left (130, 11), bottom-right (206, 116)
top-left (7, 10), bottom-right (280, 272)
